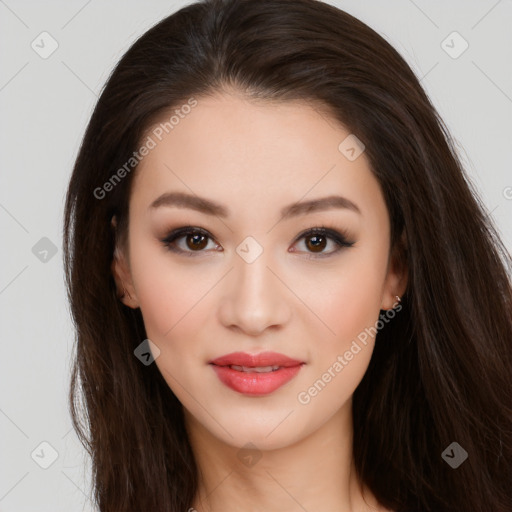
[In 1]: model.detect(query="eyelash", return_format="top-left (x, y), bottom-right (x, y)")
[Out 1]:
top-left (160, 225), bottom-right (355, 259)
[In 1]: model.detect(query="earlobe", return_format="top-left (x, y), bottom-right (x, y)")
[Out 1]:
top-left (112, 246), bottom-right (139, 308)
top-left (381, 230), bottom-right (408, 310)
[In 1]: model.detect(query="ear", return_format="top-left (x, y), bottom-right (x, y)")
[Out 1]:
top-left (111, 216), bottom-right (139, 309)
top-left (380, 229), bottom-right (408, 310)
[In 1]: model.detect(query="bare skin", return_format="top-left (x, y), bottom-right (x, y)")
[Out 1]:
top-left (113, 89), bottom-right (406, 511)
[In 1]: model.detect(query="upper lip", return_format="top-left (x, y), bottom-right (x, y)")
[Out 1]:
top-left (209, 351), bottom-right (304, 368)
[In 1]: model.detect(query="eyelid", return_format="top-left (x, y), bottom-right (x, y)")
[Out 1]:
top-left (293, 226), bottom-right (354, 246)
top-left (160, 225), bottom-right (219, 256)
top-left (291, 226), bottom-right (355, 258)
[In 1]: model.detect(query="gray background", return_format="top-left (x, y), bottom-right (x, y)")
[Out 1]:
top-left (1, 1), bottom-right (511, 510)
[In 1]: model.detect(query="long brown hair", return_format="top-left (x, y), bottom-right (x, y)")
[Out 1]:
top-left (63, 0), bottom-right (512, 510)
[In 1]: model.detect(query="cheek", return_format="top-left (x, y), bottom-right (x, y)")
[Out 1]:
top-left (294, 263), bottom-right (384, 420)
top-left (296, 245), bottom-right (388, 408)
top-left (128, 242), bottom-right (210, 351)
top-left (301, 248), bottom-right (388, 349)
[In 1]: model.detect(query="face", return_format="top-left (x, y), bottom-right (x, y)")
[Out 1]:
top-left (113, 91), bottom-right (406, 450)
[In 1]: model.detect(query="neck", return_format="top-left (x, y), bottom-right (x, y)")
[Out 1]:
top-left (184, 400), bottom-right (385, 512)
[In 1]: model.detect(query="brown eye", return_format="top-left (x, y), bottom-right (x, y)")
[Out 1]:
top-left (292, 227), bottom-right (355, 258)
top-left (186, 233), bottom-right (208, 251)
top-left (305, 234), bottom-right (327, 252)
top-left (161, 227), bottom-right (219, 255)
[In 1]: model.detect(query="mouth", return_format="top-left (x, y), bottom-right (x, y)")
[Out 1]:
top-left (209, 352), bottom-right (305, 395)
top-left (227, 364), bottom-right (282, 373)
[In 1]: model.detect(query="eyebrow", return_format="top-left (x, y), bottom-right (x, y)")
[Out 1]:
top-left (149, 191), bottom-right (361, 218)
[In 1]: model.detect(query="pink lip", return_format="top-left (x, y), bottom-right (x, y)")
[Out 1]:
top-left (209, 351), bottom-right (304, 396)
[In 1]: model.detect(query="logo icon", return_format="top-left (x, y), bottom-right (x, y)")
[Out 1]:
top-left (134, 339), bottom-right (161, 365)
top-left (441, 32), bottom-right (469, 59)
top-left (32, 237), bottom-right (58, 263)
top-left (338, 134), bottom-right (365, 161)
top-left (31, 441), bottom-right (59, 469)
top-left (237, 442), bottom-right (262, 468)
top-left (441, 441), bottom-right (468, 468)
top-left (236, 236), bottom-right (264, 264)
top-left (31, 32), bottom-right (59, 59)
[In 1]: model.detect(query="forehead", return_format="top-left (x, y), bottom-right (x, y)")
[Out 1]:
top-left (130, 92), bottom-right (384, 223)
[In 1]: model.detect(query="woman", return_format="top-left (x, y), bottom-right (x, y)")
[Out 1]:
top-left (63, 0), bottom-right (512, 510)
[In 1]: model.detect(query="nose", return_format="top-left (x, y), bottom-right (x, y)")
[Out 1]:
top-left (217, 249), bottom-right (292, 336)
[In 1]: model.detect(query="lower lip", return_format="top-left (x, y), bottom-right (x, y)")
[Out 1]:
top-left (210, 364), bottom-right (303, 395)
